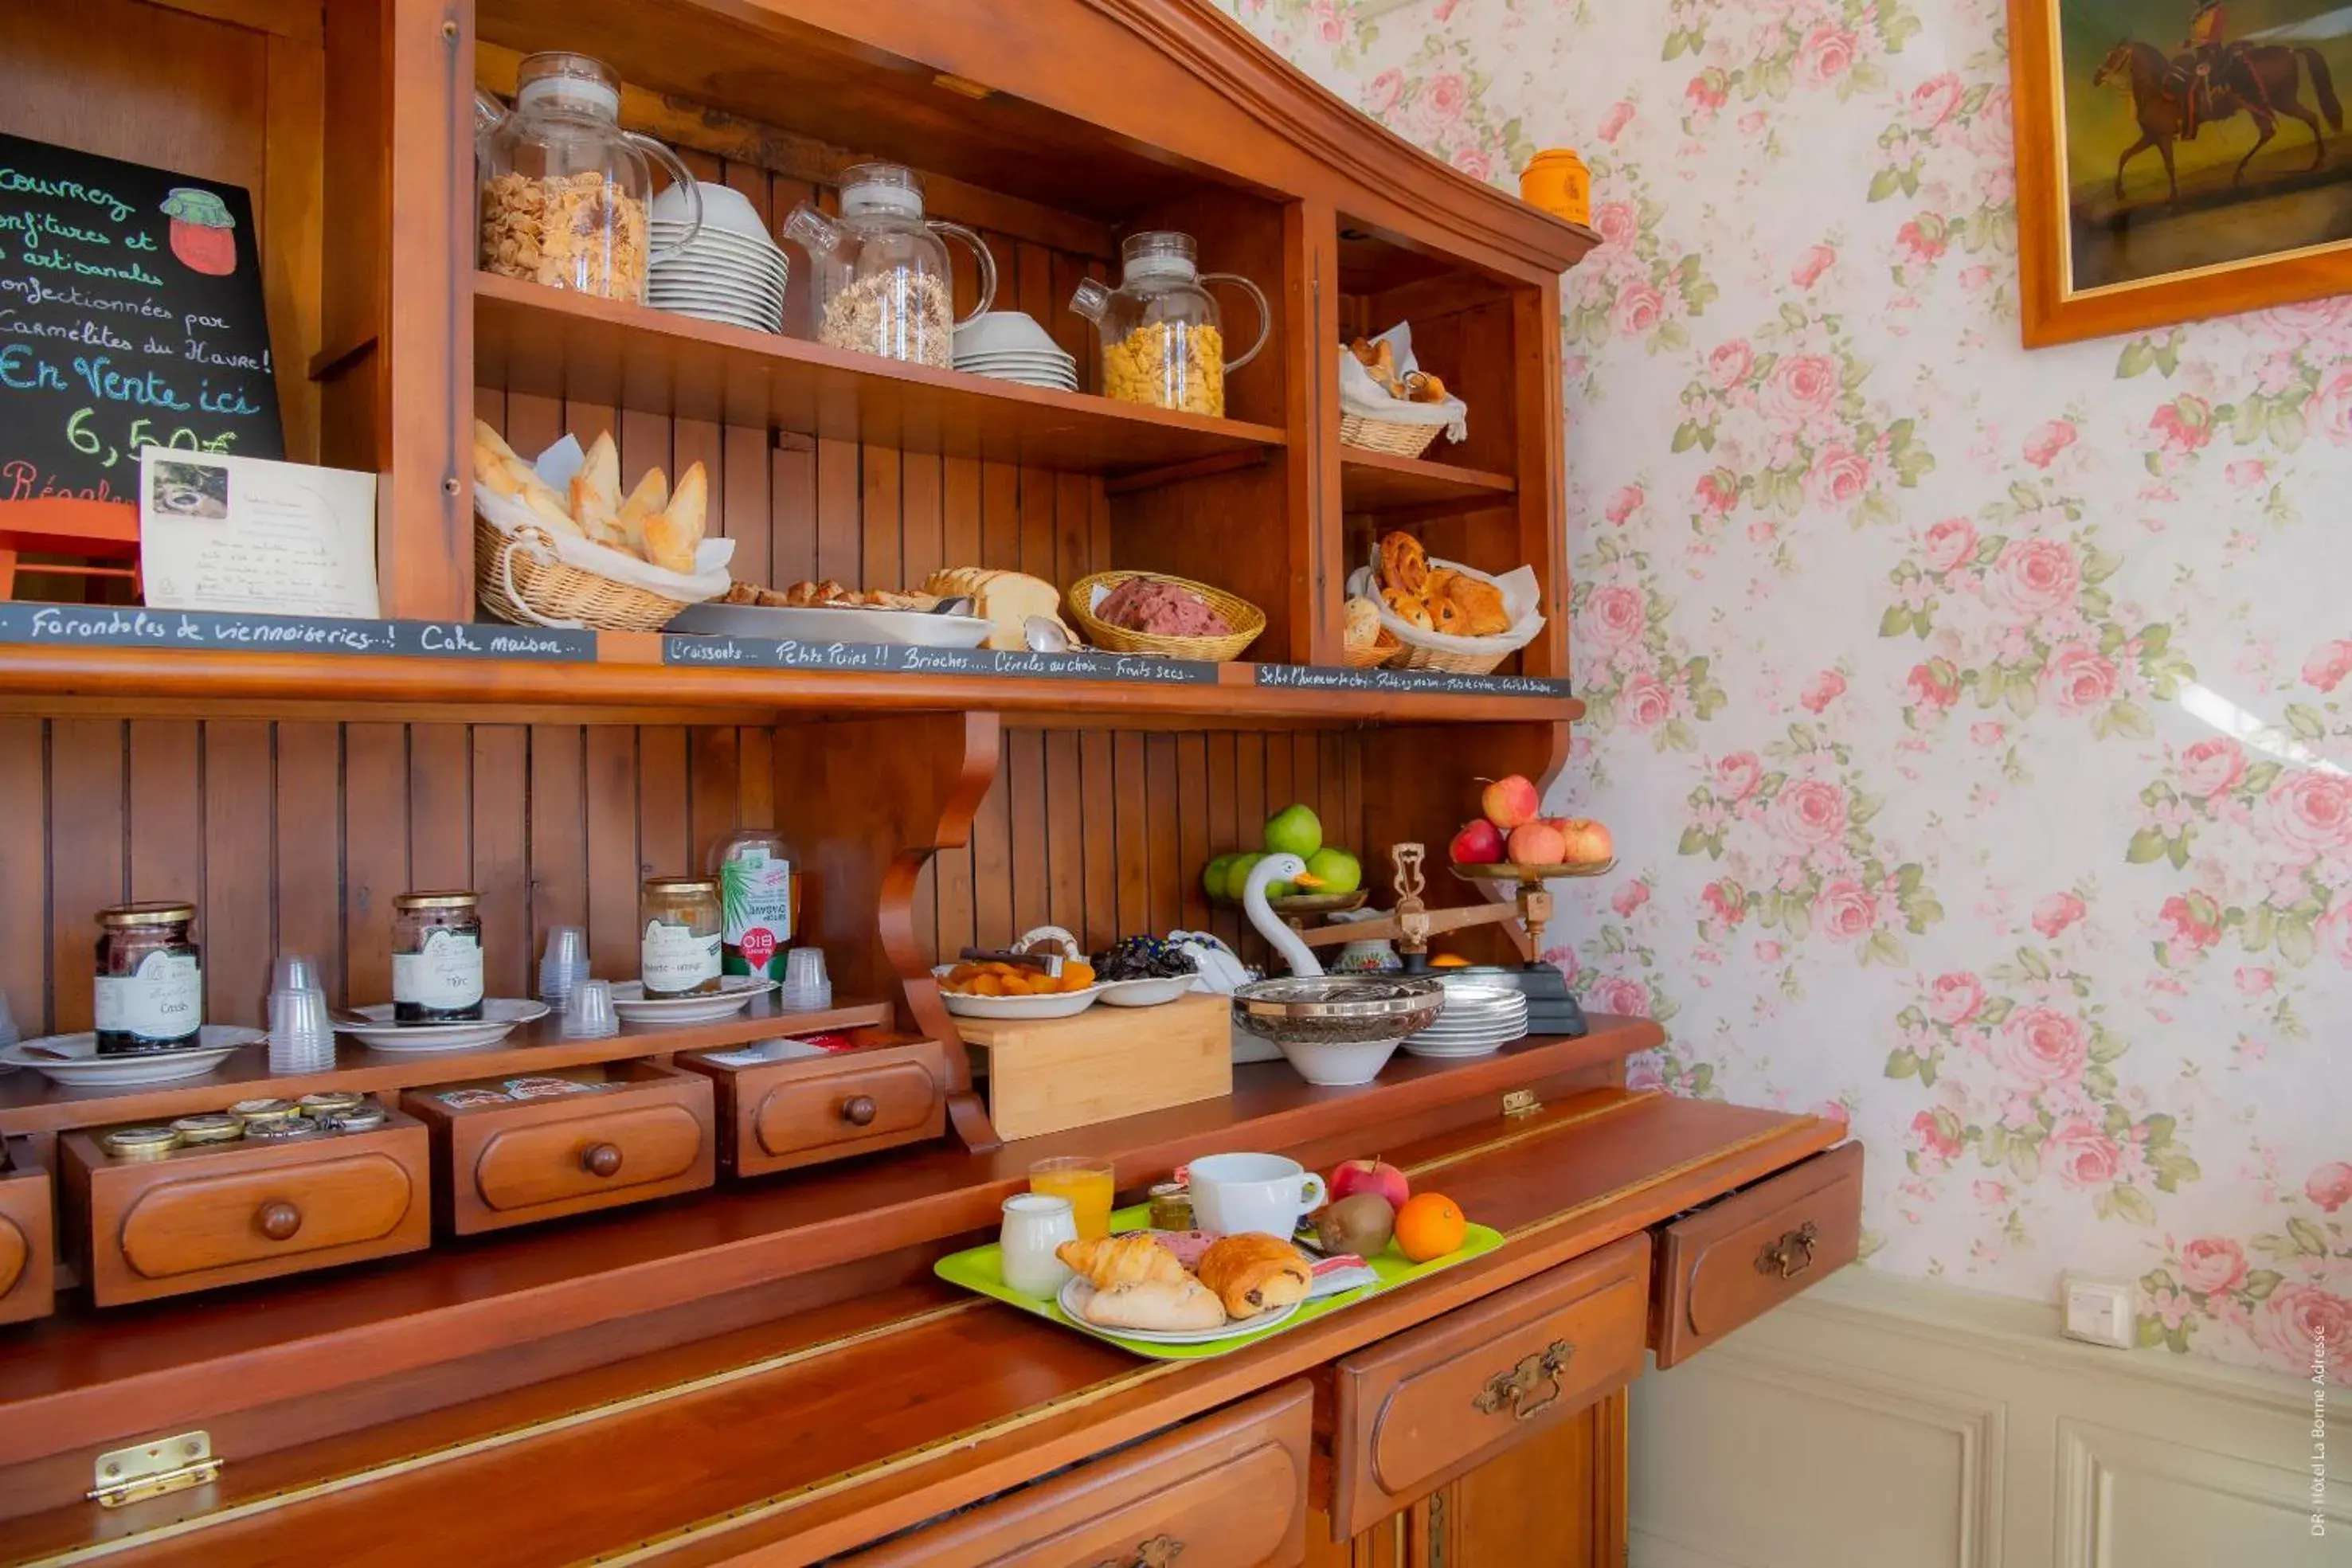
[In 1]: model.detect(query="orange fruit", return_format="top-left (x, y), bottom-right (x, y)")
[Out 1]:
top-left (1393, 1193), bottom-right (1467, 1262)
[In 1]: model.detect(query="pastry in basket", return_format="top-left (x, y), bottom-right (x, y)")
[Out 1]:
top-left (1077, 1277), bottom-right (1227, 1332)
top-left (642, 462), bottom-right (707, 574)
top-left (569, 432), bottom-right (625, 548)
top-left (1374, 531), bottom-right (1513, 639)
top-left (922, 567), bottom-right (1071, 651)
top-left (1195, 1233), bottom-right (1313, 1318)
top-left (1056, 1233), bottom-right (1188, 1289)
top-left (472, 420), bottom-right (581, 538)
top-left (1380, 530), bottom-right (1430, 596)
top-left (615, 466), bottom-right (667, 555)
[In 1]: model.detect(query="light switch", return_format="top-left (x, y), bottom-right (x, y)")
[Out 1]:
top-left (2060, 1274), bottom-right (2136, 1348)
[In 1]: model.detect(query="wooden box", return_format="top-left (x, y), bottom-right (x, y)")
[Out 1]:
top-left (0, 1138), bottom-right (55, 1326)
top-left (675, 1038), bottom-right (951, 1177)
top-left (401, 1060), bottom-right (716, 1235)
top-left (60, 1112), bottom-right (432, 1308)
top-left (960, 992), bottom-right (1232, 1141)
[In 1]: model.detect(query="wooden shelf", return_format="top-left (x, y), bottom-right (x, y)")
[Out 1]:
top-left (1339, 447), bottom-right (1516, 516)
top-left (473, 274), bottom-right (1286, 478)
top-left (0, 995), bottom-right (894, 1137)
top-left (0, 636), bottom-right (1582, 728)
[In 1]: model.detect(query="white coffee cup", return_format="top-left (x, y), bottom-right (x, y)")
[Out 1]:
top-left (1188, 1152), bottom-right (1327, 1240)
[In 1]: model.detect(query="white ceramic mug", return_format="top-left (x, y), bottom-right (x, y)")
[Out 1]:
top-left (999, 1193), bottom-right (1078, 1297)
top-left (1188, 1152), bottom-right (1327, 1239)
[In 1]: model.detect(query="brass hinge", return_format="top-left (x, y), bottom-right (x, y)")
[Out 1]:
top-left (88, 1432), bottom-right (219, 1509)
top-left (1501, 1088), bottom-right (1543, 1120)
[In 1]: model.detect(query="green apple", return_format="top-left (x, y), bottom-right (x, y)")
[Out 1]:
top-left (1202, 853), bottom-right (1239, 901)
top-left (1305, 847), bottom-right (1362, 896)
top-left (1262, 802), bottom-right (1323, 858)
top-left (1222, 852), bottom-right (1266, 902)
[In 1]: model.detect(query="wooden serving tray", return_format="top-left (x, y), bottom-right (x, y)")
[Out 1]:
top-left (933, 1202), bottom-right (1503, 1361)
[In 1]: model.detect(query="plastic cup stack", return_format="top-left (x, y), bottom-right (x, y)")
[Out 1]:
top-left (781, 946), bottom-right (832, 1012)
top-left (268, 952), bottom-right (335, 1073)
top-left (562, 979), bottom-right (620, 1040)
top-left (540, 927), bottom-right (590, 1010)
top-left (0, 990), bottom-right (17, 1050)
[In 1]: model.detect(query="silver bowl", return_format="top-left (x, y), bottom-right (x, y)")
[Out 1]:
top-left (1231, 976), bottom-right (1446, 1046)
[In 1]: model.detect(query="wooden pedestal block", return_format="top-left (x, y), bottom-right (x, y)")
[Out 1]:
top-left (401, 1060), bottom-right (716, 1234)
top-left (960, 992), bottom-right (1233, 1141)
top-left (60, 1113), bottom-right (431, 1307)
top-left (0, 1138), bottom-right (54, 1325)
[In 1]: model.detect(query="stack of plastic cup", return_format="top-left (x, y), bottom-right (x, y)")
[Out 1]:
top-left (781, 946), bottom-right (832, 1012)
top-left (268, 953), bottom-right (335, 1073)
top-left (0, 990), bottom-right (17, 1051)
top-left (540, 927), bottom-right (590, 1010)
top-left (562, 979), bottom-right (620, 1039)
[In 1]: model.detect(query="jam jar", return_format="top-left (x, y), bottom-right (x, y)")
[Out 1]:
top-left (93, 903), bottom-right (203, 1056)
top-left (391, 890), bottom-right (485, 1023)
top-left (640, 877), bottom-right (722, 999)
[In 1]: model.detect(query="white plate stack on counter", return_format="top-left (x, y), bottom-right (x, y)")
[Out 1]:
top-left (648, 182), bottom-right (788, 334)
top-left (952, 311), bottom-right (1078, 390)
top-left (1401, 980), bottom-right (1528, 1059)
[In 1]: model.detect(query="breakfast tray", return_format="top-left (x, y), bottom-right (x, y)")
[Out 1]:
top-left (934, 1202), bottom-right (1505, 1360)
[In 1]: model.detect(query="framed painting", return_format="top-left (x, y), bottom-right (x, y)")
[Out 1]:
top-left (2010, 0), bottom-right (2352, 346)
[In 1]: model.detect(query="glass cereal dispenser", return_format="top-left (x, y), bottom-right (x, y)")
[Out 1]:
top-left (1069, 232), bottom-right (1269, 418)
top-left (783, 163), bottom-right (998, 368)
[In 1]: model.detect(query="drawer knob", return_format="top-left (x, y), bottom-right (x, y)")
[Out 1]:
top-left (1472, 1338), bottom-right (1575, 1422)
top-left (581, 1142), bottom-right (624, 1179)
top-left (840, 1095), bottom-right (879, 1128)
top-left (1756, 1220), bottom-right (1820, 1280)
top-left (256, 1200), bottom-right (303, 1241)
top-left (1093, 1536), bottom-right (1184, 1568)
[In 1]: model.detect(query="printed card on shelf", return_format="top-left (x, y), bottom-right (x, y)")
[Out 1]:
top-left (138, 448), bottom-right (379, 619)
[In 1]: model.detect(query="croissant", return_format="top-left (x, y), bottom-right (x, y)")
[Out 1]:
top-left (1195, 1234), bottom-right (1313, 1319)
top-left (643, 461), bottom-right (707, 575)
top-left (569, 432), bottom-right (624, 547)
top-left (1079, 1277), bottom-right (1227, 1332)
top-left (1056, 1234), bottom-right (1188, 1289)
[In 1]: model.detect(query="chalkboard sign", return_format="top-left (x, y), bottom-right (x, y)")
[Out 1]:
top-left (1253, 663), bottom-right (1575, 698)
top-left (663, 635), bottom-right (1221, 684)
top-left (0, 132), bottom-right (282, 509)
top-left (0, 604), bottom-right (593, 663)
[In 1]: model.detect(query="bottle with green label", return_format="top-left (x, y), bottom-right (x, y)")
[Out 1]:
top-left (709, 827), bottom-right (795, 981)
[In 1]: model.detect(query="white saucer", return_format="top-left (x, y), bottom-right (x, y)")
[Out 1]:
top-left (607, 974), bottom-right (777, 1023)
top-left (1096, 976), bottom-right (1193, 1007)
top-left (335, 999), bottom-right (549, 1053)
top-left (1057, 1276), bottom-right (1301, 1345)
top-left (0, 1025), bottom-right (264, 1085)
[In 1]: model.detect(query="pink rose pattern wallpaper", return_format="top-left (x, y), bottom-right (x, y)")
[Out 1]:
top-left (1224, 0), bottom-right (2350, 1384)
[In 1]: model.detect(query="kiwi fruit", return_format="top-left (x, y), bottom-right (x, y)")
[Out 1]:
top-left (1314, 1193), bottom-right (1397, 1257)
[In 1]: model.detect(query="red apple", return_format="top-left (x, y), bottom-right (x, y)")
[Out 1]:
top-left (1507, 820), bottom-right (1566, 865)
top-left (1450, 819), bottom-right (1504, 866)
top-left (1329, 1156), bottom-right (1410, 1210)
top-left (1556, 817), bottom-right (1614, 865)
top-left (1478, 774), bottom-right (1540, 831)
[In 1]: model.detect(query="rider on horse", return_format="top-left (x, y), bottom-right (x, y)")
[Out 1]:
top-left (2178, 0), bottom-right (2229, 138)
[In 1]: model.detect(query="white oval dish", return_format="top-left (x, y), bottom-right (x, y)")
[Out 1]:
top-left (0, 1025), bottom-right (264, 1085)
top-left (1056, 1275), bottom-right (1301, 1345)
top-left (606, 974), bottom-right (777, 1023)
top-left (1095, 975), bottom-right (1194, 1008)
top-left (932, 965), bottom-right (1103, 1019)
top-left (335, 999), bottom-right (549, 1054)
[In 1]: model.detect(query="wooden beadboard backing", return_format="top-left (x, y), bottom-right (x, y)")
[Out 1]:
top-left (0, 718), bottom-right (1360, 1036)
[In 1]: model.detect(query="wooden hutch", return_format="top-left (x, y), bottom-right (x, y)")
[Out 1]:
top-left (0, 1), bottom-right (1861, 1563)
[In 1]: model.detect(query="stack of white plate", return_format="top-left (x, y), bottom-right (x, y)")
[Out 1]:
top-left (648, 182), bottom-right (788, 334)
top-left (1402, 981), bottom-right (1528, 1059)
top-left (953, 311), bottom-right (1078, 390)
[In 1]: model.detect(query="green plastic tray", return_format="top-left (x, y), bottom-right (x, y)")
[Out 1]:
top-left (933, 1202), bottom-right (1505, 1360)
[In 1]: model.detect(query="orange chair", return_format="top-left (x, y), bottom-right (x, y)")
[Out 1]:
top-left (0, 499), bottom-right (143, 600)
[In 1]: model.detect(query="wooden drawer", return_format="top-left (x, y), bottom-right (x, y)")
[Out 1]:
top-left (1321, 1233), bottom-right (1650, 1541)
top-left (60, 1112), bottom-right (430, 1307)
top-left (1650, 1140), bottom-right (1862, 1368)
top-left (401, 1060), bottom-right (715, 1234)
top-left (675, 1038), bottom-right (949, 1177)
top-left (840, 1381), bottom-right (1311, 1566)
top-left (0, 1138), bottom-right (55, 1325)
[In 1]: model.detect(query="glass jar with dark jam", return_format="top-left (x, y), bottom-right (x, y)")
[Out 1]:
top-left (93, 903), bottom-right (203, 1056)
top-left (391, 890), bottom-right (485, 1023)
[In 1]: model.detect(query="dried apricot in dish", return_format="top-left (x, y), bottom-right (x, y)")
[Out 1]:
top-left (1056, 961), bottom-right (1097, 993)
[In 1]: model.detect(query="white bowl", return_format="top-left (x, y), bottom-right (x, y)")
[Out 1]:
top-left (652, 179), bottom-right (768, 239)
top-left (1096, 975), bottom-right (1194, 1008)
top-left (1274, 1035), bottom-right (1401, 1086)
top-left (932, 964), bottom-right (1103, 1019)
top-left (953, 311), bottom-right (1065, 358)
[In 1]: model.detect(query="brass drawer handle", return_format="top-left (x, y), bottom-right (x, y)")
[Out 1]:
top-left (1094, 1535), bottom-right (1184, 1568)
top-left (581, 1142), bottom-right (624, 1179)
top-left (1471, 1338), bottom-right (1575, 1421)
top-left (1756, 1220), bottom-right (1819, 1279)
top-left (256, 1200), bottom-right (303, 1241)
top-left (841, 1095), bottom-right (879, 1127)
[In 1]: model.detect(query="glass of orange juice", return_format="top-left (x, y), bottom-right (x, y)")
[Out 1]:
top-left (1028, 1155), bottom-right (1116, 1240)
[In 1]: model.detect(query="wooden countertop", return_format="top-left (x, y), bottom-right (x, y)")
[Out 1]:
top-left (0, 1084), bottom-right (1845, 1566)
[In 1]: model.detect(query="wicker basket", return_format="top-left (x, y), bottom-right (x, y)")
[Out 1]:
top-left (1340, 411), bottom-right (1446, 459)
top-left (1387, 639), bottom-right (1510, 676)
top-left (1067, 571), bottom-right (1265, 663)
top-left (1344, 629), bottom-right (1401, 668)
top-left (474, 517), bottom-right (705, 633)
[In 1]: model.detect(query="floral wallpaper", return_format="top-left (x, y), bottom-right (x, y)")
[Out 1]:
top-left (1221, 0), bottom-right (2350, 1385)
